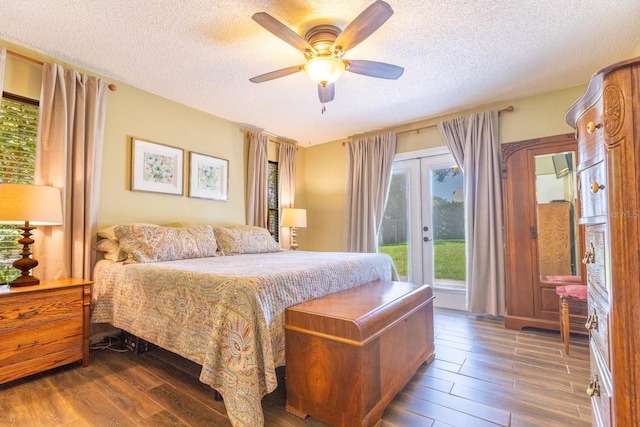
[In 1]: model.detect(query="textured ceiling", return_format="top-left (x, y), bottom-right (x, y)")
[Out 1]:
top-left (1, 1), bottom-right (640, 146)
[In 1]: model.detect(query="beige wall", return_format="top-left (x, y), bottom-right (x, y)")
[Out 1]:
top-left (4, 38), bottom-right (639, 253)
top-left (302, 85), bottom-right (587, 252)
top-left (1, 41), bottom-right (311, 234)
top-left (631, 38), bottom-right (640, 57)
top-left (99, 83), bottom-right (245, 226)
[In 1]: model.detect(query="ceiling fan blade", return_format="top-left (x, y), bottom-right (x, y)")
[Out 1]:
top-left (318, 83), bottom-right (335, 103)
top-left (331, 0), bottom-right (394, 54)
top-left (249, 65), bottom-right (303, 83)
top-left (252, 12), bottom-right (317, 55)
top-left (344, 59), bottom-right (404, 79)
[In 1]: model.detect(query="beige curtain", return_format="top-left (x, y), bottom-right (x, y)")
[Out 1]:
top-left (344, 133), bottom-right (396, 253)
top-left (33, 63), bottom-right (108, 280)
top-left (246, 132), bottom-right (269, 227)
top-left (0, 47), bottom-right (6, 94)
top-left (278, 141), bottom-right (297, 248)
top-left (438, 111), bottom-right (506, 316)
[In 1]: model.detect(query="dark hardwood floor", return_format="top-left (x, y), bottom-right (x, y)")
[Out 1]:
top-left (0, 308), bottom-right (590, 426)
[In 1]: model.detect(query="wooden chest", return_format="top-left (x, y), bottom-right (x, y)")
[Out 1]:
top-left (284, 280), bottom-right (435, 427)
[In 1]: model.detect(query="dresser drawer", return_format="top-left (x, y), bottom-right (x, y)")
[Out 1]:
top-left (584, 224), bottom-right (609, 298)
top-left (0, 279), bottom-right (91, 385)
top-left (576, 102), bottom-right (604, 167)
top-left (579, 161), bottom-right (607, 220)
top-left (587, 289), bottom-right (610, 371)
top-left (0, 316), bottom-right (83, 367)
top-left (589, 347), bottom-right (612, 427)
top-left (0, 287), bottom-right (82, 330)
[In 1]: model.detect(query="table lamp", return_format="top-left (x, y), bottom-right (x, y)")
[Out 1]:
top-left (281, 208), bottom-right (306, 251)
top-left (0, 183), bottom-right (63, 286)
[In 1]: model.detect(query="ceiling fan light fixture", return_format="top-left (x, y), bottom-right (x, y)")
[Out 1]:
top-left (304, 57), bottom-right (345, 86)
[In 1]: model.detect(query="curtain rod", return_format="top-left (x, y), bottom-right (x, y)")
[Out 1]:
top-left (244, 129), bottom-right (298, 144)
top-left (342, 105), bottom-right (515, 146)
top-left (243, 129), bottom-right (299, 149)
top-left (395, 105), bottom-right (514, 136)
top-left (7, 50), bottom-right (118, 92)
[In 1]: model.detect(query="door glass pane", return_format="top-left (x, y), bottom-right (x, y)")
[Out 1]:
top-left (431, 166), bottom-right (466, 288)
top-left (379, 171), bottom-right (409, 280)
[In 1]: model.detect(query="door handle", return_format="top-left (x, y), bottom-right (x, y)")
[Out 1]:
top-left (530, 226), bottom-right (538, 239)
top-left (423, 236), bottom-right (432, 242)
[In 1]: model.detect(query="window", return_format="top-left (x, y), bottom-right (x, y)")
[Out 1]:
top-left (0, 92), bottom-right (39, 283)
top-left (267, 161), bottom-right (279, 241)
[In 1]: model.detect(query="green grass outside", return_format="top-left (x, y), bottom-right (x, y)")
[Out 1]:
top-left (379, 239), bottom-right (466, 281)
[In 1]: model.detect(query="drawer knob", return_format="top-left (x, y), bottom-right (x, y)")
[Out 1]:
top-left (582, 243), bottom-right (595, 264)
top-left (585, 309), bottom-right (598, 330)
top-left (586, 376), bottom-right (601, 397)
top-left (590, 181), bottom-right (605, 193)
top-left (18, 309), bottom-right (40, 319)
top-left (586, 121), bottom-right (602, 134)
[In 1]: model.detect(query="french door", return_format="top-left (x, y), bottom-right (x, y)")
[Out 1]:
top-left (379, 150), bottom-right (467, 310)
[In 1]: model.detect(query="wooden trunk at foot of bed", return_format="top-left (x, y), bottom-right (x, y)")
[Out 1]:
top-left (284, 280), bottom-right (435, 427)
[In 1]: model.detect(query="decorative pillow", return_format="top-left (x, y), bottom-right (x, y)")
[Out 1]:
top-left (94, 238), bottom-right (128, 262)
top-left (213, 225), bottom-right (282, 255)
top-left (114, 224), bottom-right (218, 263)
top-left (97, 223), bottom-right (157, 243)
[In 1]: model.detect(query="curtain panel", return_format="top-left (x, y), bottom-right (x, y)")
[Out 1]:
top-left (343, 133), bottom-right (396, 253)
top-left (246, 132), bottom-right (269, 228)
top-left (0, 47), bottom-right (6, 94)
top-left (278, 141), bottom-right (297, 248)
top-left (438, 111), bottom-right (506, 316)
top-left (34, 63), bottom-right (108, 280)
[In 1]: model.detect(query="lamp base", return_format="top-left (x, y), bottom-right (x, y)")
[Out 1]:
top-left (9, 223), bottom-right (40, 287)
top-left (9, 274), bottom-right (40, 287)
top-left (289, 227), bottom-right (299, 251)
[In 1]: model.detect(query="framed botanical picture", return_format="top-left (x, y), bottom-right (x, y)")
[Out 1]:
top-left (188, 151), bottom-right (229, 201)
top-left (131, 137), bottom-right (184, 195)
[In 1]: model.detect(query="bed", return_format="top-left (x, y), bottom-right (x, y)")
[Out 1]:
top-left (90, 223), bottom-right (397, 427)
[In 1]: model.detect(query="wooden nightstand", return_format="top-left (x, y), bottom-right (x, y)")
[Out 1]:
top-left (0, 278), bottom-right (92, 384)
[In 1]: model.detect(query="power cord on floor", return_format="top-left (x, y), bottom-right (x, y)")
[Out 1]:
top-left (89, 334), bottom-right (129, 352)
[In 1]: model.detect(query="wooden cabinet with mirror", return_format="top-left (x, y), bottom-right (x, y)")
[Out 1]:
top-left (502, 134), bottom-right (587, 332)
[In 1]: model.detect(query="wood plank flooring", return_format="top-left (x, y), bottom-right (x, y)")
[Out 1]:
top-left (0, 308), bottom-right (591, 426)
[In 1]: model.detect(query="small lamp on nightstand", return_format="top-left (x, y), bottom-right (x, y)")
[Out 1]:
top-left (281, 208), bottom-right (306, 251)
top-left (0, 183), bottom-right (63, 287)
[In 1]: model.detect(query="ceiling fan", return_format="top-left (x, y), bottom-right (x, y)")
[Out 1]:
top-left (249, 0), bottom-right (404, 104)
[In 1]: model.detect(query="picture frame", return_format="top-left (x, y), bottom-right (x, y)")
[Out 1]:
top-left (131, 137), bottom-right (184, 195)
top-left (188, 151), bottom-right (229, 201)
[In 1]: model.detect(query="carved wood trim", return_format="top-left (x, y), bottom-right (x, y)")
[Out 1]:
top-left (603, 84), bottom-right (625, 149)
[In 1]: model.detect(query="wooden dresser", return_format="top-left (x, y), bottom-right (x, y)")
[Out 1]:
top-left (566, 57), bottom-right (640, 426)
top-left (0, 278), bottom-right (92, 384)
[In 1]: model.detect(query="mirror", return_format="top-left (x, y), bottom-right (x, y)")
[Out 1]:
top-left (534, 151), bottom-right (580, 282)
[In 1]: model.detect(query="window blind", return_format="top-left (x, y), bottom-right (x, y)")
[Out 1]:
top-left (268, 161), bottom-right (279, 241)
top-left (0, 94), bottom-right (39, 283)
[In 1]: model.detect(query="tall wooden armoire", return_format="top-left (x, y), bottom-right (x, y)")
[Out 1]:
top-left (502, 134), bottom-right (585, 333)
top-left (566, 57), bottom-right (640, 427)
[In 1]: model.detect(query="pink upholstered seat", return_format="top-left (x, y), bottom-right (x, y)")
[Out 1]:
top-left (555, 284), bottom-right (588, 300)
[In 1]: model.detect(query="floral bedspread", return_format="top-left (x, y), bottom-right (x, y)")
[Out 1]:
top-left (91, 251), bottom-right (397, 426)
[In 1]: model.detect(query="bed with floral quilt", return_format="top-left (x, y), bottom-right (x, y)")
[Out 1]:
top-left (91, 223), bottom-right (397, 427)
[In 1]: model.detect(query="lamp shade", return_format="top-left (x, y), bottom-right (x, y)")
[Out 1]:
top-left (0, 184), bottom-right (63, 225)
top-left (281, 208), bottom-right (307, 228)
